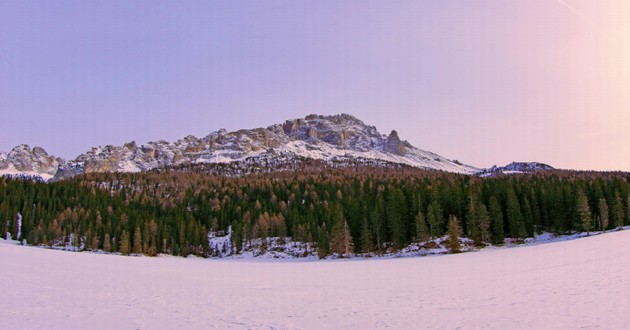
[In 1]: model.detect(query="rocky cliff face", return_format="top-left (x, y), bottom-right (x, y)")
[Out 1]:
top-left (0, 145), bottom-right (62, 181)
top-left (477, 162), bottom-right (554, 177)
top-left (1, 114), bottom-right (479, 181)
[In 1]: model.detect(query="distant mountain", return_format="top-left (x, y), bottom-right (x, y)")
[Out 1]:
top-left (476, 162), bottom-right (554, 177)
top-left (0, 114), bottom-right (478, 181)
top-left (0, 145), bottom-right (62, 181)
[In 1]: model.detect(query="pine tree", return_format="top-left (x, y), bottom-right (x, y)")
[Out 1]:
top-left (445, 215), bottom-right (462, 253)
top-left (489, 196), bottom-right (504, 245)
top-left (599, 198), bottom-right (609, 231)
top-left (577, 189), bottom-right (592, 235)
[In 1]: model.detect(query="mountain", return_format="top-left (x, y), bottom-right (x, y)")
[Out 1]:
top-left (0, 145), bottom-right (62, 181)
top-left (476, 162), bottom-right (554, 177)
top-left (0, 114), bottom-right (478, 181)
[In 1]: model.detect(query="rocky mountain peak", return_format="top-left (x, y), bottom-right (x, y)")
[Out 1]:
top-left (2, 114), bottom-right (480, 181)
top-left (385, 130), bottom-right (406, 155)
top-left (0, 144), bottom-right (60, 180)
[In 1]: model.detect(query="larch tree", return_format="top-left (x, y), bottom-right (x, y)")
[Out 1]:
top-left (103, 233), bottom-right (112, 253)
top-left (330, 204), bottom-right (353, 257)
top-left (120, 230), bottom-right (131, 255)
top-left (445, 215), bottom-right (462, 253)
top-left (133, 226), bottom-right (143, 255)
top-left (577, 189), bottom-right (592, 235)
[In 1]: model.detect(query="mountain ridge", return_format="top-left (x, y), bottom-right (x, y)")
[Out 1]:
top-left (1, 114), bottom-right (479, 181)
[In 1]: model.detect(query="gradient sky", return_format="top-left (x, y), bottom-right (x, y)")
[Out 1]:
top-left (1, 1), bottom-right (629, 171)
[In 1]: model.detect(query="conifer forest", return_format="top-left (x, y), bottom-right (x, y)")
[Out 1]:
top-left (2, 166), bottom-right (629, 258)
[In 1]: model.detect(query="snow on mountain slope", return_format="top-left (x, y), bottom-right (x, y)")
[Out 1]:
top-left (0, 145), bottom-right (60, 181)
top-left (1, 114), bottom-right (478, 181)
top-left (2, 230), bottom-right (629, 329)
top-left (477, 161), bottom-right (554, 177)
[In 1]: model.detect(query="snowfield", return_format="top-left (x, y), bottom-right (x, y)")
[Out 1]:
top-left (2, 231), bottom-right (630, 329)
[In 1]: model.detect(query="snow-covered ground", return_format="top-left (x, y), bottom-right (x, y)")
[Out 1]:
top-left (2, 231), bottom-right (630, 329)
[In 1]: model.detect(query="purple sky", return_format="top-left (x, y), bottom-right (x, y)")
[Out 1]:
top-left (1, 1), bottom-right (629, 171)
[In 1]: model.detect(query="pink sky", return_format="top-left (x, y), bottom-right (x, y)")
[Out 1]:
top-left (1, 1), bottom-right (628, 171)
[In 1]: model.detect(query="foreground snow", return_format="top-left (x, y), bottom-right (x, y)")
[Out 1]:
top-left (2, 231), bottom-right (630, 329)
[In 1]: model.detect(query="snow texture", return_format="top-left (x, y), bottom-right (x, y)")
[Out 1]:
top-left (2, 230), bottom-right (630, 329)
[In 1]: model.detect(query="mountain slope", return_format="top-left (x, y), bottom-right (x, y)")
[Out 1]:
top-left (477, 162), bottom-right (554, 177)
top-left (1, 114), bottom-right (478, 180)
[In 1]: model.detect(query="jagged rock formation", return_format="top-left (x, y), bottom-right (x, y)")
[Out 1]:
top-left (1, 114), bottom-right (480, 181)
top-left (477, 162), bottom-right (554, 177)
top-left (0, 145), bottom-right (62, 181)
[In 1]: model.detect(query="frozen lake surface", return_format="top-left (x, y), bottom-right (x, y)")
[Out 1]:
top-left (2, 230), bottom-right (630, 329)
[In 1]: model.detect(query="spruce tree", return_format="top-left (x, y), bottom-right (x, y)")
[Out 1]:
top-left (599, 198), bottom-right (609, 231)
top-left (506, 189), bottom-right (526, 239)
top-left (489, 196), bottom-right (504, 245)
top-left (317, 224), bottom-right (330, 259)
top-left (613, 192), bottom-right (624, 230)
top-left (360, 218), bottom-right (372, 253)
top-left (415, 207), bottom-right (429, 242)
top-left (427, 200), bottom-right (444, 238)
top-left (475, 201), bottom-right (491, 245)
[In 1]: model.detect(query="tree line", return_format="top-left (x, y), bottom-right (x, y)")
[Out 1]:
top-left (1, 167), bottom-right (629, 258)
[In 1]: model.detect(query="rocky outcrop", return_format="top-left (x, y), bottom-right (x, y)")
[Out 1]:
top-left (1, 114), bottom-right (479, 181)
top-left (385, 130), bottom-right (406, 156)
top-left (0, 145), bottom-right (61, 180)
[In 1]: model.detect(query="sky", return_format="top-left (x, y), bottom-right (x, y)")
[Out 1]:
top-left (1, 1), bottom-right (629, 171)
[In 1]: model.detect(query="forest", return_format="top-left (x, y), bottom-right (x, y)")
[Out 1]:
top-left (1, 166), bottom-right (629, 258)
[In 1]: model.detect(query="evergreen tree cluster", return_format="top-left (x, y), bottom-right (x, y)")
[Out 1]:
top-left (1, 167), bottom-right (629, 257)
